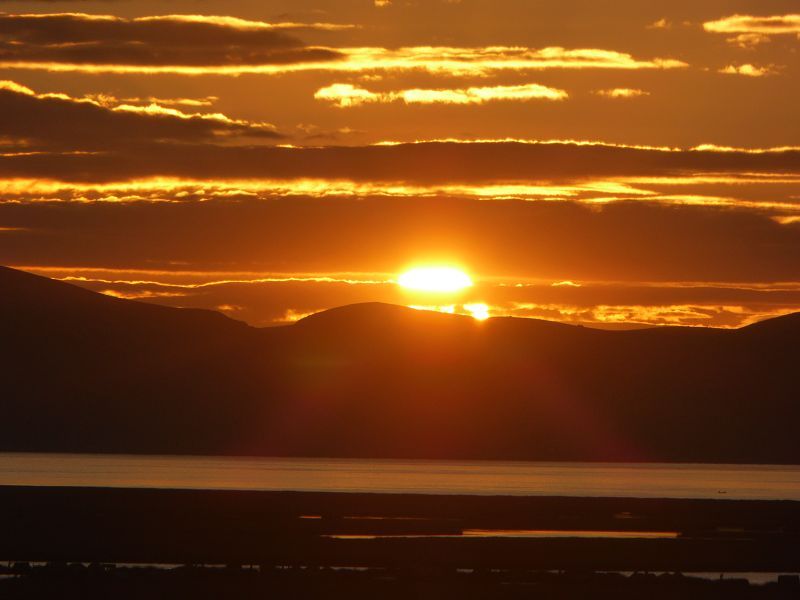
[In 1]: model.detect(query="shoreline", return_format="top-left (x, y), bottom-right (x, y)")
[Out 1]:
top-left (1, 486), bottom-right (798, 572)
top-left (2, 454), bottom-right (798, 501)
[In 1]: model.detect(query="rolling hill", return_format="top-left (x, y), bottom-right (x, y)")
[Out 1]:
top-left (1, 265), bottom-right (798, 463)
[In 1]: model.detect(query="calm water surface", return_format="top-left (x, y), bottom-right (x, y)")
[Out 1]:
top-left (0, 453), bottom-right (798, 500)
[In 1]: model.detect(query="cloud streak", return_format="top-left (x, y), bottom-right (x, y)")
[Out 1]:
top-left (15, 265), bottom-right (800, 329)
top-left (703, 14), bottom-right (800, 35)
top-left (315, 82), bottom-right (568, 107)
top-left (594, 88), bottom-right (649, 99)
top-left (2, 140), bottom-right (798, 186)
top-left (2, 195), bottom-right (798, 287)
top-left (704, 14), bottom-right (800, 47)
top-left (0, 12), bottom-right (343, 70)
top-left (1, 175), bottom-right (798, 223)
top-left (0, 14), bottom-right (688, 75)
top-left (719, 64), bottom-right (777, 77)
top-left (0, 80), bottom-right (281, 148)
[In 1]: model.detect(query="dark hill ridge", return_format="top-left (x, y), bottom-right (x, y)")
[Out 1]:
top-left (0, 265), bottom-right (798, 463)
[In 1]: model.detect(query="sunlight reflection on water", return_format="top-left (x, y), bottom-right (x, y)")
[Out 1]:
top-left (0, 453), bottom-right (798, 500)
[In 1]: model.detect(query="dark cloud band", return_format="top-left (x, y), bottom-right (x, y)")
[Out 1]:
top-left (0, 81), bottom-right (282, 148)
top-left (0, 12), bottom-right (343, 66)
top-left (1, 139), bottom-right (798, 183)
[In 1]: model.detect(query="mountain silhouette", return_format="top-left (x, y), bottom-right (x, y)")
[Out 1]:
top-left (1, 265), bottom-right (798, 463)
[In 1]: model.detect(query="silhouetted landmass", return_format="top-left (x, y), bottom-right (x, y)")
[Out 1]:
top-left (1, 487), bottom-right (799, 598)
top-left (2, 486), bottom-right (799, 567)
top-left (3, 563), bottom-right (799, 600)
top-left (1, 265), bottom-right (798, 463)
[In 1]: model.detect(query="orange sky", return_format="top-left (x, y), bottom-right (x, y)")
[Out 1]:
top-left (1, 0), bottom-right (799, 327)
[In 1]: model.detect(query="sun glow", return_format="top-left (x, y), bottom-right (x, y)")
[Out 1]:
top-left (398, 267), bottom-right (473, 292)
top-left (464, 303), bottom-right (490, 320)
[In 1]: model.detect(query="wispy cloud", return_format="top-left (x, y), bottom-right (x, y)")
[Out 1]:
top-left (1, 171), bottom-right (798, 222)
top-left (86, 94), bottom-right (220, 109)
top-left (315, 82), bottom-right (568, 107)
top-left (19, 265), bottom-right (800, 329)
top-left (0, 79), bottom-right (281, 149)
top-left (16, 265), bottom-right (390, 285)
top-left (0, 14), bottom-right (688, 75)
top-left (703, 14), bottom-right (800, 35)
top-left (594, 88), bottom-right (649, 99)
top-left (0, 12), bottom-right (344, 71)
top-left (508, 302), bottom-right (800, 328)
top-left (718, 63), bottom-right (777, 77)
top-left (703, 14), bottom-right (800, 46)
top-left (726, 33), bottom-right (771, 49)
top-left (2, 139), bottom-right (798, 184)
top-left (647, 18), bottom-right (671, 30)
top-left (323, 47), bottom-right (687, 76)
top-left (314, 83), bottom-right (382, 107)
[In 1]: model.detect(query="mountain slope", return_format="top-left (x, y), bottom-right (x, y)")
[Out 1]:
top-left (0, 266), bottom-right (797, 463)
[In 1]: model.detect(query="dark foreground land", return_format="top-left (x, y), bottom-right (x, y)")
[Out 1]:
top-left (3, 563), bottom-right (800, 600)
top-left (1, 486), bottom-right (799, 598)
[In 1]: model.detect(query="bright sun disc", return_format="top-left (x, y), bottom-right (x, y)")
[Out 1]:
top-left (398, 267), bottom-right (473, 292)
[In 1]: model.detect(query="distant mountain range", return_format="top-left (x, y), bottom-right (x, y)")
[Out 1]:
top-left (1, 265), bottom-right (798, 463)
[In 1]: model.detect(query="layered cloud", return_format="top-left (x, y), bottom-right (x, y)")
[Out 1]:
top-left (703, 14), bottom-right (800, 35)
top-left (0, 12), bottom-right (344, 71)
top-left (0, 139), bottom-right (798, 241)
top-left (704, 14), bottom-right (800, 47)
top-left (315, 82), bottom-right (567, 107)
top-left (2, 139), bottom-right (798, 185)
top-left (86, 95), bottom-right (220, 108)
top-left (0, 13), bottom-right (688, 74)
top-left (0, 80), bottom-right (281, 148)
top-left (2, 190), bottom-right (798, 283)
top-left (0, 4), bottom-right (795, 332)
top-left (319, 46), bottom-right (687, 76)
top-left (2, 170), bottom-right (798, 223)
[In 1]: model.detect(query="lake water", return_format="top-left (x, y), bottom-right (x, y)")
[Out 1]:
top-left (1, 453), bottom-right (799, 500)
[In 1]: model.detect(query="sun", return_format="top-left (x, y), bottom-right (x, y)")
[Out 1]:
top-left (398, 267), bottom-right (473, 292)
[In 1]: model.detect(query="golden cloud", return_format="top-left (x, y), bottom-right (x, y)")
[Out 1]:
top-left (703, 14), bottom-right (800, 35)
top-left (322, 46), bottom-right (688, 75)
top-left (27, 264), bottom-right (800, 329)
top-left (719, 64), bottom-right (777, 77)
top-left (130, 14), bottom-right (356, 31)
top-left (85, 94), bottom-right (219, 108)
top-left (100, 289), bottom-right (189, 300)
top-left (509, 302), bottom-right (800, 328)
top-left (689, 143), bottom-right (800, 154)
top-left (0, 41), bottom-right (688, 75)
top-left (1, 11), bottom-right (354, 33)
top-left (34, 270), bottom-right (391, 288)
top-left (647, 18), bottom-right (672, 30)
top-left (704, 14), bottom-right (800, 48)
top-left (315, 82), bottom-right (568, 107)
top-left (594, 88), bottom-right (650, 99)
top-left (727, 33), bottom-right (772, 48)
top-left (2, 173), bottom-right (798, 221)
top-left (0, 176), bottom-right (648, 203)
top-left (314, 83), bottom-right (382, 107)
